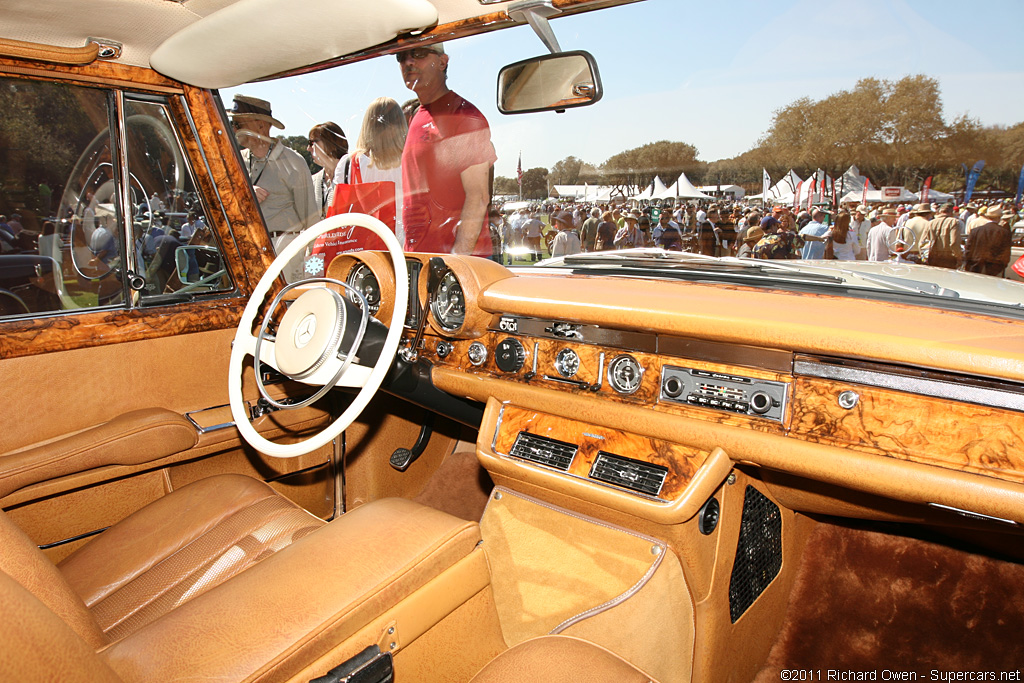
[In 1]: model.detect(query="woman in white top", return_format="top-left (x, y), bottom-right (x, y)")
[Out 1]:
top-left (828, 211), bottom-right (859, 261)
top-left (333, 97), bottom-right (408, 246)
top-left (308, 121), bottom-right (348, 219)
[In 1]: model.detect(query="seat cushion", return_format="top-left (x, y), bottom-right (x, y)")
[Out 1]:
top-left (58, 474), bottom-right (324, 641)
top-left (469, 635), bottom-right (657, 683)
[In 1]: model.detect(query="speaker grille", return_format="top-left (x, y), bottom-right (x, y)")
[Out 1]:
top-left (728, 485), bottom-right (782, 623)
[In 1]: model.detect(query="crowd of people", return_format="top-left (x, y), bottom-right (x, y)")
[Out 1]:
top-left (230, 41), bottom-right (497, 281)
top-left (491, 198), bottom-right (1023, 276)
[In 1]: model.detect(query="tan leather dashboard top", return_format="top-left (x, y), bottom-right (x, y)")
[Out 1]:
top-left (330, 253), bottom-right (1024, 524)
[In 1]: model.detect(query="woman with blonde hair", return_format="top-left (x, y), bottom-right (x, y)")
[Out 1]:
top-left (333, 97), bottom-right (408, 244)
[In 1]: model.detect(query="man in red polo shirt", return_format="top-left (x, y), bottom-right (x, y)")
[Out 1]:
top-left (397, 43), bottom-right (497, 255)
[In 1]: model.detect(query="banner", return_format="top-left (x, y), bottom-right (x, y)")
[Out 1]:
top-left (517, 152), bottom-right (523, 198)
top-left (861, 178), bottom-right (869, 206)
top-left (1016, 162), bottom-right (1024, 209)
top-left (964, 160), bottom-right (985, 204)
top-left (793, 181), bottom-right (802, 210)
top-left (762, 168), bottom-right (770, 204)
top-left (920, 176), bottom-right (932, 203)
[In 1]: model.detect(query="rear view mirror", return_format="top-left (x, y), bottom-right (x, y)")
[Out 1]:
top-left (497, 50), bottom-right (602, 115)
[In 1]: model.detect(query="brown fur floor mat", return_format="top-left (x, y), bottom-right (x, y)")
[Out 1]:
top-left (753, 520), bottom-right (1024, 680)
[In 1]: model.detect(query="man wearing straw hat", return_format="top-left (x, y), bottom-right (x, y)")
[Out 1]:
top-left (229, 94), bottom-right (318, 281)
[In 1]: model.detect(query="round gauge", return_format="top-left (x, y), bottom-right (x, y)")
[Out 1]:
top-left (345, 263), bottom-right (381, 315)
top-left (607, 355), bottom-right (643, 394)
top-left (430, 270), bottom-right (467, 332)
top-left (495, 338), bottom-right (526, 373)
top-left (467, 341), bottom-right (487, 366)
top-left (554, 348), bottom-right (580, 378)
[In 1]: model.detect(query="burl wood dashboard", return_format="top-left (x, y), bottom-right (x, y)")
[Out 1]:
top-left (331, 253), bottom-right (1024, 526)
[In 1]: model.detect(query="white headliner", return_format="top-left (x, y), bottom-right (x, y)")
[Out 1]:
top-left (0, 0), bottom-right (516, 85)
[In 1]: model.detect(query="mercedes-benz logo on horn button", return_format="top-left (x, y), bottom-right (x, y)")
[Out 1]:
top-left (294, 314), bottom-right (317, 348)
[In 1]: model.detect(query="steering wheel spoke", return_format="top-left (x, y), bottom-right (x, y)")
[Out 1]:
top-left (229, 214), bottom-right (408, 458)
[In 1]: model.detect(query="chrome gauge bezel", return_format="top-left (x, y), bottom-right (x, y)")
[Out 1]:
top-left (607, 354), bottom-right (644, 394)
top-left (345, 263), bottom-right (381, 315)
top-left (430, 269), bottom-right (467, 332)
top-left (554, 348), bottom-right (580, 378)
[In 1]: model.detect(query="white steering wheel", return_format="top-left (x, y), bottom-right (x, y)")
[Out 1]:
top-left (229, 213), bottom-right (408, 458)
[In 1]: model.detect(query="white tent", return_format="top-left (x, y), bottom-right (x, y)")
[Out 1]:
top-left (835, 165), bottom-right (874, 200)
top-left (916, 188), bottom-right (954, 203)
top-left (631, 181), bottom-right (655, 201)
top-left (840, 188), bottom-right (917, 204)
top-left (749, 170), bottom-right (801, 202)
top-left (657, 172), bottom-right (713, 200)
top-left (697, 184), bottom-right (746, 199)
top-left (797, 169), bottom-right (835, 206)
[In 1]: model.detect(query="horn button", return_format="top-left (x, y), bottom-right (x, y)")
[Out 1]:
top-left (275, 288), bottom-right (346, 378)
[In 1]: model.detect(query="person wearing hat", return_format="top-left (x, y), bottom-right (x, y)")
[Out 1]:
top-left (736, 225), bottom-right (764, 259)
top-left (752, 215), bottom-right (802, 260)
top-left (964, 205), bottom-right (1011, 276)
top-left (614, 211), bottom-right (645, 249)
top-left (229, 94), bottom-right (318, 282)
top-left (902, 203), bottom-right (934, 260)
top-left (919, 202), bottom-right (963, 269)
top-left (852, 206), bottom-right (872, 259)
top-left (867, 207), bottom-right (898, 261)
top-left (550, 211), bottom-right (582, 257)
top-left (398, 42), bottom-right (496, 256)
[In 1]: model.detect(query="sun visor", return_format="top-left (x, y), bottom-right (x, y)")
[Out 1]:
top-left (150, 0), bottom-right (438, 89)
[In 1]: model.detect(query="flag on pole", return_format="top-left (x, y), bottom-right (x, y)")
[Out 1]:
top-left (762, 169), bottom-right (770, 206)
top-left (1015, 162), bottom-right (1024, 209)
top-left (965, 160), bottom-right (985, 204)
top-left (920, 176), bottom-right (932, 203)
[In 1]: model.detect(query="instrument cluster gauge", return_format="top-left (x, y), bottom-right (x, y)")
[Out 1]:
top-left (554, 348), bottom-right (580, 378)
top-left (430, 270), bottom-right (467, 332)
top-left (608, 354), bottom-right (643, 394)
top-left (345, 263), bottom-right (381, 315)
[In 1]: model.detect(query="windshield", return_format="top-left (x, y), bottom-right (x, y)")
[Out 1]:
top-left (221, 0), bottom-right (1024, 316)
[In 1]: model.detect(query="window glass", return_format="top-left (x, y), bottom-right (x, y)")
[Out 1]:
top-left (0, 77), bottom-right (125, 317)
top-left (125, 98), bottom-right (231, 301)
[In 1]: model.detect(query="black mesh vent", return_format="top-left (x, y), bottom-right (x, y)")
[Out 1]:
top-left (508, 432), bottom-right (577, 471)
top-left (728, 485), bottom-right (782, 623)
top-left (589, 452), bottom-right (668, 496)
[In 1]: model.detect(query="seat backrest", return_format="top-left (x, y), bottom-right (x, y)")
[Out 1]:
top-left (0, 509), bottom-right (107, 648)
top-left (0, 569), bottom-right (123, 682)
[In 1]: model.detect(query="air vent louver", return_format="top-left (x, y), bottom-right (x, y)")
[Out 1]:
top-left (589, 452), bottom-right (668, 496)
top-left (509, 432), bottom-right (577, 471)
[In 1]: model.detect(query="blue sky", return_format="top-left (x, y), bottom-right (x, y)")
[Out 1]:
top-left (223, 0), bottom-right (1024, 179)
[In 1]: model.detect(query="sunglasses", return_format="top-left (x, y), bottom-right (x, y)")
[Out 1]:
top-left (396, 48), bottom-right (435, 63)
top-left (307, 140), bottom-right (319, 149)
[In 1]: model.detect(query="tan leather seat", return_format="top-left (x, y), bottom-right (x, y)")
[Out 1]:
top-left (1, 474), bottom-right (324, 646)
top-left (469, 635), bottom-right (658, 683)
top-left (0, 490), bottom-right (482, 682)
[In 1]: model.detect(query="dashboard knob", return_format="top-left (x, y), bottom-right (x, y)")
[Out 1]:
top-left (495, 338), bottom-right (526, 373)
top-left (749, 391), bottom-right (772, 414)
top-left (663, 375), bottom-right (684, 398)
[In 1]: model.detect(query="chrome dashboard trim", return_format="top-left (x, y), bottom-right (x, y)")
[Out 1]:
top-left (794, 356), bottom-right (1024, 412)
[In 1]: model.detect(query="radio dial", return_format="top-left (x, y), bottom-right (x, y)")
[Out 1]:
top-left (749, 391), bottom-right (772, 414)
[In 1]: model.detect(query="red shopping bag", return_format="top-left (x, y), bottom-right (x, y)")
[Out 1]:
top-left (1013, 253), bottom-right (1024, 279)
top-left (310, 157), bottom-right (397, 269)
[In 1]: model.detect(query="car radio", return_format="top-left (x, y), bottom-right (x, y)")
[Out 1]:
top-left (659, 365), bottom-right (787, 422)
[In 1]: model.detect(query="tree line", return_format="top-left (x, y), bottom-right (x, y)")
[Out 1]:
top-left (495, 75), bottom-right (1024, 200)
